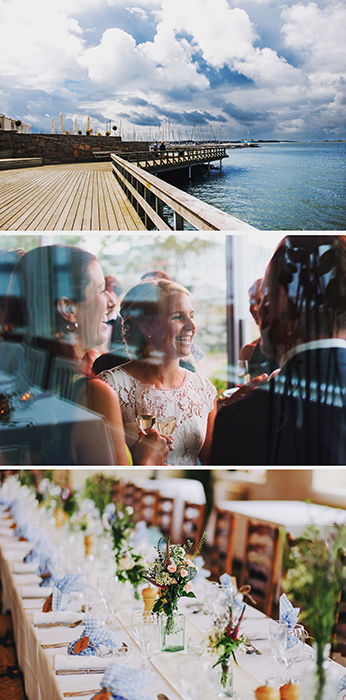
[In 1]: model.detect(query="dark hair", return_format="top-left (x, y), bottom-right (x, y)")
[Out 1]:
top-left (7, 245), bottom-right (96, 340)
top-left (266, 235), bottom-right (346, 348)
top-left (120, 278), bottom-right (189, 358)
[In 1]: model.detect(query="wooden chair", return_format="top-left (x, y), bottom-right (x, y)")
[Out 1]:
top-left (47, 356), bottom-right (79, 401)
top-left (208, 507), bottom-right (237, 580)
top-left (155, 495), bottom-right (175, 540)
top-left (240, 519), bottom-right (281, 616)
top-left (179, 501), bottom-right (205, 548)
top-left (137, 489), bottom-right (159, 526)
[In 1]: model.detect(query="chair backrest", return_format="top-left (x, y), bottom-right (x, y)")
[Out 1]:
top-left (241, 519), bottom-right (280, 616)
top-left (0, 340), bottom-right (25, 374)
top-left (47, 356), bottom-right (79, 401)
top-left (155, 495), bottom-right (175, 540)
top-left (209, 507), bottom-right (237, 580)
top-left (25, 345), bottom-right (50, 388)
top-left (138, 489), bottom-right (159, 526)
top-left (180, 501), bottom-right (205, 548)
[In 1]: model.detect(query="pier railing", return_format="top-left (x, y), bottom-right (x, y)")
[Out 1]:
top-left (111, 154), bottom-right (257, 231)
top-left (117, 146), bottom-right (228, 171)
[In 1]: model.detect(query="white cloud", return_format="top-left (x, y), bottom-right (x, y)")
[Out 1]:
top-left (0, 0), bottom-right (84, 90)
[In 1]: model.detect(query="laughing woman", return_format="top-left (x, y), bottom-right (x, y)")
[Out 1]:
top-left (100, 279), bottom-right (217, 465)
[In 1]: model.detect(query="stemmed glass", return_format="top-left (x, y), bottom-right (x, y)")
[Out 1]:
top-left (236, 360), bottom-right (250, 384)
top-left (268, 620), bottom-right (289, 684)
top-left (286, 624), bottom-right (309, 680)
top-left (156, 415), bottom-right (176, 437)
top-left (130, 612), bottom-right (159, 667)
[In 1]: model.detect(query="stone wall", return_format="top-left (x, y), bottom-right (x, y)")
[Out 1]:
top-left (0, 132), bottom-right (149, 164)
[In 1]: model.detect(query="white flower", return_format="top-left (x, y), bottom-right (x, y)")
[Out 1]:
top-left (126, 506), bottom-right (134, 515)
top-left (118, 552), bottom-right (134, 571)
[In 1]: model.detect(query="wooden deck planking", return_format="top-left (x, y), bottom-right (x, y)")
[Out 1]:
top-left (0, 163), bottom-right (143, 230)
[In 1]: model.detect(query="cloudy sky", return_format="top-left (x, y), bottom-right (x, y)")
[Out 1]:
top-left (1, 0), bottom-right (345, 140)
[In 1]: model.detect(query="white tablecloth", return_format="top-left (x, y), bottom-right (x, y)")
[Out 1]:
top-left (0, 508), bottom-right (344, 700)
top-left (218, 500), bottom-right (346, 537)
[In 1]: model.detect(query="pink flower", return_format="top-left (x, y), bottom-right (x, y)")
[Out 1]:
top-left (179, 568), bottom-right (188, 577)
top-left (167, 563), bottom-right (176, 573)
top-left (184, 582), bottom-right (193, 593)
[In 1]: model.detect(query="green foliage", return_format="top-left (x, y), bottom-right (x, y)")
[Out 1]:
top-left (284, 523), bottom-right (346, 647)
top-left (18, 470), bottom-right (36, 489)
top-left (82, 473), bottom-right (116, 517)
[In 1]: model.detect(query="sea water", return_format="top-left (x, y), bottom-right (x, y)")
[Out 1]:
top-left (183, 141), bottom-right (346, 230)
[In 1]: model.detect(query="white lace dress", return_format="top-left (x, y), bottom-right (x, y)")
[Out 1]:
top-left (100, 365), bottom-right (216, 465)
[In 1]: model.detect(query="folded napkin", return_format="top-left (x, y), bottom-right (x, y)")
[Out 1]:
top-left (279, 593), bottom-right (300, 648)
top-left (23, 537), bottom-right (51, 564)
top-left (194, 555), bottom-right (211, 581)
top-left (68, 617), bottom-right (124, 656)
top-left (219, 573), bottom-right (244, 613)
top-left (37, 553), bottom-right (60, 587)
top-left (20, 584), bottom-right (53, 598)
top-left (14, 523), bottom-right (37, 542)
top-left (32, 611), bottom-right (85, 625)
top-left (13, 561), bottom-right (38, 574)
top-left (52, 574), bottom-right (86, 611)
top-left (98, 662), bottom-right (153, 700)
top-left (53, 653), bottom-right (114, 672)
top-left (338, 674), bottom-right (346, 699)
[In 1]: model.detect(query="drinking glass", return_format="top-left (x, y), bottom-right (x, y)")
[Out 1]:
top-left (136, 413), bottom-right (156, 434)
top-left (286, 624), bottom-right (309, 680)
top-left (156, 415), bottom-right (176, 436)
top-left (268, 620), bottom-right (289, 683)
top-left (237, 360), bottom-right (250, 384)
top-left (130, 612), bottom-right (159, 666)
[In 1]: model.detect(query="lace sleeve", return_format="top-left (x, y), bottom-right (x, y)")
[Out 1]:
top-left (98, 369), bottom-right (117, 390)
top-left (203, 375), bottom-right (217, 411)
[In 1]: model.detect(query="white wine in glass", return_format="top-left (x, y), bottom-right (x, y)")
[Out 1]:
top-left (236, 360), bottom-right (251, 384)
top-left (156, 416), bottom-right (176, 436)
top-left (136, 413), bottom-right (156, 433)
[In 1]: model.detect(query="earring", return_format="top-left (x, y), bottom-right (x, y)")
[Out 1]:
top-left (66, 321), bottom-right (79, 333)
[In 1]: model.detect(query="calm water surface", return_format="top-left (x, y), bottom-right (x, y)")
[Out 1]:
top-left (183, 142), bottom-right (345, 230)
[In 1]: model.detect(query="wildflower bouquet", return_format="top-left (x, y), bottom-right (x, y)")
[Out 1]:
top-left (107, 503), bottom-right (146, 598)
top-left (145, 538), bottom-right (199, 631)
top-left (208, 606), bottom-right (246, 690)
top-left (283, 523), bottom-right (346, 700)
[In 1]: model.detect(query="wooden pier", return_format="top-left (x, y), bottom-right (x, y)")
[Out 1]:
top-left (0, 150), bottom-right (256, 231)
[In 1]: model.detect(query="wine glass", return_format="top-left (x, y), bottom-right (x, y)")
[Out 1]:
top-left (236, 360), bottom-right (250, 384)
top-left (268, 620), bottom-right (289, 684)
top-left (130, 612), bottom-right (159, 666)
top-left (136, 413), bottom-right (156, 434)
top-left (286, 624), bottom-right (309, 680)
top-left (156, 415), bottom-right (176, 436)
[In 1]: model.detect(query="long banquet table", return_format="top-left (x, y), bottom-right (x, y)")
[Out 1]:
top-left (0, 506), bottom-right (344, 700)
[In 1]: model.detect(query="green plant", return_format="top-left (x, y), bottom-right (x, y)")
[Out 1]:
top-left (284, 523), bottom-right (346, 700)
top-left (82, 474), bottom-right (115, 517)
top-left (208, 606), bottom-right (246, 688)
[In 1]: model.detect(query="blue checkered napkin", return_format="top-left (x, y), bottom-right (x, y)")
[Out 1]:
top-left (37, 553), bottom-right (59, 587)
top-left (23, 536), bottom-right (50, 563)
top-left (338, 674), bottom-right (346, 697)
top-left (52, 574), bottom-right (86, 610)
top-left (279, 593), bottom-right (300, 648)
top-left (219, 573), bottom-right (243, 611)
top-left (68, 617), bottom-right (124, 656)
top-left (194, 556), bottom-right (210, 581)
top-left (14, 522), bottom-right (37, 542)
top-left (101, 663), bottom-right (153, 700)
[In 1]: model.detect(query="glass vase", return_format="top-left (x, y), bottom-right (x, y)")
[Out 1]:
top-left (159, 612), bottom-right (185, 652)
top-left (211, 657), bottom-right (234, 697)
top-left (302, 643), bottom-right (340, 700)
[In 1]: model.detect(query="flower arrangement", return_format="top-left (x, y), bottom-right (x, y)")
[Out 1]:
top-left (107, 503), bottom-right (146, 598)
top-left (208, 606), bottom-right (246, 690)
top-left (82, 474), bottom-right (116, 518)
top-left (145, 538), bottom-right (201, 631)
top-left (283, 523), bottom-right (346, 700)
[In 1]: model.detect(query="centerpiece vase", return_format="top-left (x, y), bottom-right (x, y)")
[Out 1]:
top-left (212, 657), bottom-right (234, 697)
top-left (302, 643), bottom-right (339, 700)
top-left (159, 612), bottom-right (185, 652)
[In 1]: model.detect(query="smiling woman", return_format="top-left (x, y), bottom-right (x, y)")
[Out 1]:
top-left (1, 245), bottom-right (170, 467)
top-left (100, 279), bottom-right (217, 465)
